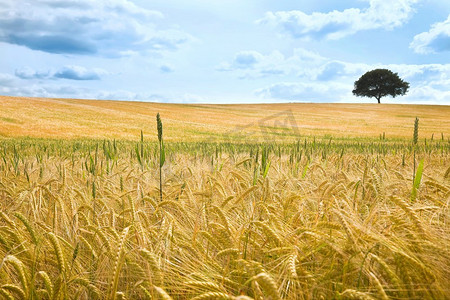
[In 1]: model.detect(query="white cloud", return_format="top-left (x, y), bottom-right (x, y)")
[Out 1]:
top-left (222, 47), bottom-right (450, 80)
top-left (0, 83), bottom-right (87, 98)
top-left (15, 66), bottom-right (108, 80)
top-left (53, 66), bottom-right (107, 80)
top-left (258, 0), bottom-right (419, 40)
top-left (0, 79), bottom-right (202, 103)
top-left (15, 67), bottom-right (49, 80)
top-left (255, 82), bottom-right (349, 102)
top-left (389, 64), bottom-right (450, 83)
top-left (0, 73), bottom-right (16, 86)
top-left (410, 14), bottom-right (450, 54)
top-left (218, 48), bottom-right (326, 78)
top-left (0, 0), bottom-right (191, 57)
top-left (403, 85), bottom-right (450, 104)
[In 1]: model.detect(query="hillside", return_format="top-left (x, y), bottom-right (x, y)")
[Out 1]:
top-left (1, 95), bottom-right (449, 141)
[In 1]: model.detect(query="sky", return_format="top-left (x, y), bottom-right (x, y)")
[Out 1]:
top-left (0, 0), bottom-right (449, 104)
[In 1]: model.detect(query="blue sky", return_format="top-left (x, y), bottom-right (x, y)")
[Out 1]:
top-left (0, 0), bottom-right (449, 104)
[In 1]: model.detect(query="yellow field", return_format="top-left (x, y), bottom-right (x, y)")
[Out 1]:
top-left (0, 95), bottom-right (449, 299)
top-left (1, 96), bottom-right (449, 140)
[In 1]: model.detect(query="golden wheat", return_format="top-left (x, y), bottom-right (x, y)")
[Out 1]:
top-left (0, 137), bottom-right (448, 299)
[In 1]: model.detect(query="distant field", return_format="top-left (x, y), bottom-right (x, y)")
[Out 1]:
top-left (1, 96), bottom-right (449, 141)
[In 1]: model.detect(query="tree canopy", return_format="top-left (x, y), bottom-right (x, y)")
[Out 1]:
top-left (352, 69), bottom-right (409, 103)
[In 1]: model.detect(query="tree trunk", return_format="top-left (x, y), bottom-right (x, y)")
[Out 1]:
top-left (376, 97), bottom-right (381, 104)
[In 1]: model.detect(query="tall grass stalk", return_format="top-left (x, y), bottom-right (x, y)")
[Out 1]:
top-left (413, 117), bottom-right (419, 182)
top-left (157, 113), bottom-right (165, 202)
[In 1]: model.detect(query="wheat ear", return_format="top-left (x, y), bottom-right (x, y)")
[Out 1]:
top-left (248, 273), bottom-right (280, 300)
top-left (153, 286), bottom-right (173, 300)
top-left (191, 292), bottom-right (234, 300)
top-left (4, 255), bottom-right (28, 297)
top-left (109, 226), bottom-right (131, 300)
top-left (37, 271), bottom-right (54, 299)
top-left (48, 232), bottom-right (66, 275)
top-left (1, 284), bottom-right (25, 300)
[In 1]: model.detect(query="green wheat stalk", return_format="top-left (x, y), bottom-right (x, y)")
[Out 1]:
top-left (157, 113), bottom-right (165, 202)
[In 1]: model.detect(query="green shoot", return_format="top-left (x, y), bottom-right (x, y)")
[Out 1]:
top-left (157, 113), bottom-right (165, 202)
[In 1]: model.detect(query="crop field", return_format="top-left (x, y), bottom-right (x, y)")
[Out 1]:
top-left (1, 96), bottom-right (450, 141)
top-left (0, 96), bottom-right (449, 299)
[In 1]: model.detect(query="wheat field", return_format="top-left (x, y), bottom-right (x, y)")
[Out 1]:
top-left (1, 96), bottom-right (450, 140)
top-left (0, 97), bottom-right (449, 299)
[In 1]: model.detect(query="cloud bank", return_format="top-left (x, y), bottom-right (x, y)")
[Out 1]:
top-left (217, 48), bottom-right (450, 104)
top-left (0, 0), bottom-right (191, 57)
top-left (217, 49), bottom-right (327, 78)
top-left (258, 0), bottom-right (419, 40)
top-left (255, 82), bottom-right (349, 102)
top-left (15, 66), bottom-right (107, 80)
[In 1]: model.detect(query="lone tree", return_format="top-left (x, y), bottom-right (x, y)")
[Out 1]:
top-left (352, 69), bottom-right (409, 103)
